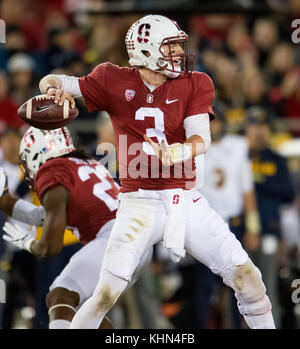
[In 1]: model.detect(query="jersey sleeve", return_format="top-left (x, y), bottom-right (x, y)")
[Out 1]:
top-left (185, 72), bottom-right (215, 120)
top-left (78, 63), bottom-right (111, 112)
top-left (34, 160), bottom-right (74, 202)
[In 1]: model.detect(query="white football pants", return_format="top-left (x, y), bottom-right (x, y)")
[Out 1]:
top-left (70, 188), bottom-right (274, 329)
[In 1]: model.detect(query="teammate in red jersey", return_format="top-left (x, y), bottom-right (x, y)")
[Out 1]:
top-left (39, 15), bottom-right (275, 329)
top-left (1, 126), bottom-right (151, 329)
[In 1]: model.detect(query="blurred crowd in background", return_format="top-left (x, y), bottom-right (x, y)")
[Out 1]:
top-left (0, 0), bottom-right (300, 329)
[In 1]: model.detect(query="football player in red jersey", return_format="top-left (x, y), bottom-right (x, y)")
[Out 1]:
top-left (1, 126), bottom-right (151, 329)
top-left (39, 15), bottom-right (275, 329)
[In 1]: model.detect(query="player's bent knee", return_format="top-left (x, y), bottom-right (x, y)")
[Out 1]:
top-left (234, 260), bottom-right (265, 302)
top-left (233, 260), bottom-right (271, 316)
top-left (104, 250), bottom-right (137, 282)
top-left (46, 287), bottom-right (80, 309)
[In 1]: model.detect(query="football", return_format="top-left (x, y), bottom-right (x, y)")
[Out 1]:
top-left (17, 94), bottom-right (79, 130)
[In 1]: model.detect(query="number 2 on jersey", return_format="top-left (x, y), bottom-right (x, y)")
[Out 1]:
top-left (135, 107), bottom-right (168, 155)
top-left (78, 165), bottom-right (118, 211)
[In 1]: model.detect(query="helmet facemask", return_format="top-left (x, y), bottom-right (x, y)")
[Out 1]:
top-left (158, 37), bottom-right (196, 78)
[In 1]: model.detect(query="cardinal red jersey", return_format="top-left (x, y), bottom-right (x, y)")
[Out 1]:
top-left (78, 63), bottom-right (214, 192)
top-left (34, 157), bottom-right (119, 245)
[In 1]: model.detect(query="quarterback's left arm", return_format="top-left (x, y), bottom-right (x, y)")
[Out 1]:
top-left (145, 73), bottom-right (214, 165)
top-left (144, 113), bottom-right (210, 166)
top-left (182, 71), bottom-right (214, 160)
top-left (183, 113), bottom-right (211, 156)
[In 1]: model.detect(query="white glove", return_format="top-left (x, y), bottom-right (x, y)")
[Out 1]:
top-left (0, 167), bottom-right (9, 197)
top-left (2, 222), bottom-right (36, 252)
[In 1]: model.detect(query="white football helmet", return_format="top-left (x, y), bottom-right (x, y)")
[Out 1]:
top-left (125, 14), bottom-right (195, 78)
top-left (19, 127), bottom-right (75, 186)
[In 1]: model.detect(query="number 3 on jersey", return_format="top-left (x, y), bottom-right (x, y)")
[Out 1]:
top-left (78, 165), bottom-right (119, 211)
top-left (135, 107), bottom-right (168, 155)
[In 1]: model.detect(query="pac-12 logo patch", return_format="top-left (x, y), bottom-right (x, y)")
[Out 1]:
top-left (125, 89), bottom-right (135, 101)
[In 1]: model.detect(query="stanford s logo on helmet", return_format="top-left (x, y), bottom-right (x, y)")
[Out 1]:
top-left (19, 127), bottom-right (75, 187)
top-left (137, 23), bottom-right (151, 43)
top-left (125, 14), bottom-right (196, 78)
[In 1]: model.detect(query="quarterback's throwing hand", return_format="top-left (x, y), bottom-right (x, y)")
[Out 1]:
top-left (2, 222), bottom-right (35, 252)
top-left (46, 88), bottom-right (76, 108)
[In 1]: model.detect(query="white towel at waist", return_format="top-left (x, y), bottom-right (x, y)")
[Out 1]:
top-left (137, 188), bottom-right (186, 263)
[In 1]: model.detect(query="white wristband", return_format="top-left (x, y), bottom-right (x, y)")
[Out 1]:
top-left (168, 143), bottom-right (192, 164)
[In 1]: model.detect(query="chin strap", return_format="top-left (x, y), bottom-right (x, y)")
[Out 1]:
top-left (163, 70), bottom-right (181, 79)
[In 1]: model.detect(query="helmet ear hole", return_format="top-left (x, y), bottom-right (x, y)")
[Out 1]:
top-left (141, 50), bottom-right (150, 57)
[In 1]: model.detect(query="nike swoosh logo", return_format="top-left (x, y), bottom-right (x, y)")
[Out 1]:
top-left (36, 105), bottom-right (56, 112)
top-left (166, 99), bottom-right (178, 104)
top-left (193, 197), bottom-right (201, 203)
